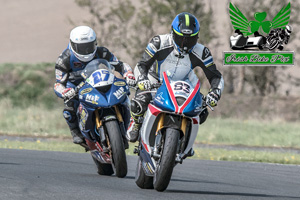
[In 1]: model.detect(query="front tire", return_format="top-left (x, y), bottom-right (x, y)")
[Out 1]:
top-left (105, 120), bottom-right (128, 178)
top-left (135, 157), bottom-right (154, 189)
top-left (153, 128), bottom-right (179, 192)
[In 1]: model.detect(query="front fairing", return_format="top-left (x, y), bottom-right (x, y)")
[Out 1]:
top-left (79, 77), bottom-right (129, 108)
top-left (153, 72), bottom-right (202, 117)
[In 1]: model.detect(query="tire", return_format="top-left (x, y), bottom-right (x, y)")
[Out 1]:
top-left (92, 157), bottom-right (114, 176)
top-left (268, 39), bottom-right (279, 50)
top-left (135, 157), bottom-right (154, 189)
top-left (105, 120), bottom-right (128, 178)
top-left (153, 128), bottom-right (179, 192)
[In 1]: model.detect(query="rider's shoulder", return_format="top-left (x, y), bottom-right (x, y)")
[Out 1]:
top-left (149, 34), bottom-right (173, 50)
top-left (56, 48), bottom-right (71, 70)
top-left (60, 48), bottom-right (71, 59)
top-left (96, 46), bottom-right (110, 54)
top-left (96, 46), bottom-right (113, 59)
top-left (191, 43), bottom-right (213, 61)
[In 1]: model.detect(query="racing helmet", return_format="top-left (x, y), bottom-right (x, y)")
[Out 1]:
top-left (285, 25), bottom-right (292, 36)
top-left (69, 26), bottom-right (97, 62)
top-left (171, 12), bottom-right (200, 53)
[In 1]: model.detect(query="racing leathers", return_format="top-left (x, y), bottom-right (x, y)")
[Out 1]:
top-left (127, 34), bottom-right (224, 142)
top-left (54, 45), bottom-right (133, 145)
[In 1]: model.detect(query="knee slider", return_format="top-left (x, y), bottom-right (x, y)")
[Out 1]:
top-left (63, 101), bottom-right (77, 123)
top-left (130, 97), bottom-right (149, 116)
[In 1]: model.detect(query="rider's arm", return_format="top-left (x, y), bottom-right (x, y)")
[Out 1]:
top-left (190, 45), bottom-right (224, 97)
top-left (54, 49), bottom-right (71, 98)
top-left (96, 46), bottom-right (125, 75)
top-left (135, 36), bottom-right (161, 78)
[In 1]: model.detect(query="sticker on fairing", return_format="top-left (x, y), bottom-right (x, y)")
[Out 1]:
top-left (114, 81), bottom-right (126, 86)
top-left (80, 88), bottom-right (93, 95)
top-left (113, 87), bottom-right (126, 99)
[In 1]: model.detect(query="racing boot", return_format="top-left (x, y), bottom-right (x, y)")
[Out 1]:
top-left (126, 117), bottom-right (142, 143)
top-left (70, 128), bottom-right (84, 144)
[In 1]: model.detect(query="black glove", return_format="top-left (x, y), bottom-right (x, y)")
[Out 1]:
top-left (206, 89), bottom-right (221, 107)
top-left (137, 75), bottom-right (151, 90)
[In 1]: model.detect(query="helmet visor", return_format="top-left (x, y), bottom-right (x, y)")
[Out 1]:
top-left (173, 32), bottom-right (198, 51)
top-left (71, 40), bottom-right (97, 55)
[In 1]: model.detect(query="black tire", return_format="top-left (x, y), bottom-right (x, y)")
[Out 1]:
top-left (268, 39), bottom-right (279, 50)
top-left (92, 157), bottom-right (114, 176)
top-left (105, 120), bottom-right (128, 178)
top-left (135, 157), bottom-right (154, 189)
top-left (153, 128), bottom-right (179, 192)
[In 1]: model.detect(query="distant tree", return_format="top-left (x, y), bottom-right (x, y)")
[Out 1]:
top-left (74, 0), bottom-right (214, 66)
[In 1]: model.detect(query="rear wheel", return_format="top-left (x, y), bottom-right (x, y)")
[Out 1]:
top-left (92, 157), bottom-right (114, 176)
top-left (105, 120), bottom-right (128, 178)
top-left (153, 128), bottom-right (179, 192)
top-left (135, 157), bottom-right (154, 189)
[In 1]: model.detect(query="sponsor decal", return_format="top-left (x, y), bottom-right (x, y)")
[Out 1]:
top-left (154, 92), bottom-right (165, 104)
top-left (78, 104), bottom-right (88, 131)
top-left (85, 94), bottom-right (99, 105)
top-left (80, 88), bottom-right (93, 95)
top-left (114, 81), bottom-right (126, 86)
top-left (113, 87), bottom-right (126, 99)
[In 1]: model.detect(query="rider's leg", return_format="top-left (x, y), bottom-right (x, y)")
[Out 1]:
top-left (63, 98), bottom-right (84, 144)
top-left (126, 91), bottom-right (152, 143)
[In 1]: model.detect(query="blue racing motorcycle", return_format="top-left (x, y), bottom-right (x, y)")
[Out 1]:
top-left (70, 59), bottom-right (130, 178)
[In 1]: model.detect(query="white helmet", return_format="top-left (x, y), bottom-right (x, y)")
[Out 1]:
top-left (285, 25), bottom-right (292, 36)
top-left (70, 26), bottom-right (97, 62)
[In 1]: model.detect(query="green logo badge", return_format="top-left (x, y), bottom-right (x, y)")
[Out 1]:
top-left (224, 2), bottom-right (294, 66)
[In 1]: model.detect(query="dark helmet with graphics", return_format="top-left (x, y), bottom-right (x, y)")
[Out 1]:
top-left (171, 12), bottom-right (200, 53)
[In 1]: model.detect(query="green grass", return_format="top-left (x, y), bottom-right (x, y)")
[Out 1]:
top-left (193, 148), bottom-right (300, 165)
top-left (1, 139), bottom-right (85, 153)
top-left (0, 62), bottom-right (58, 108)
top-left (197, 117), bottom-right (300, 148)
top-left (0, 99), bottom-right (69, 137)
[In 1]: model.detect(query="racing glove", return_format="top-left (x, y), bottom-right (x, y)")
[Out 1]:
top-left (62, 88), bottom-right (76, 100)
top-left (123, 71), bottom-right (136, 87)
top-left (137, 75), bottom-right (151, 91)
top-left (206, 89), bottom-right (221, 107)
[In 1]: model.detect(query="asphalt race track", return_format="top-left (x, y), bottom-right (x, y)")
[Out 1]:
top-left (1, 149), bottom-right (299, 200)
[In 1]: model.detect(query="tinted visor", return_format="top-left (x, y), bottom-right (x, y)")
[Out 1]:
top-left (173, 32), bottom-right (198, 51)
top-left (71, 40), bottom-right (97, 55)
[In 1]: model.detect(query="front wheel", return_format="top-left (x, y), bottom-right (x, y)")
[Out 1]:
top-left (268, 39), bottom-right (279, 50)
top-left (105, 120), bottom-right (128, 178)
top-left (153, 128), bottom-right (179, 192)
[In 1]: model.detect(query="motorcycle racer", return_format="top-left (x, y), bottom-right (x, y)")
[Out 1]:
top-left (54, 26), bottom-right (135, 146)
top-left (127, 12), bottom-right (224, 142)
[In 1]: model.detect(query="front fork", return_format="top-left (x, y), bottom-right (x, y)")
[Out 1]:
top-left (95, 106), bottom-right (128, 149)
top-left (152, 114), bottom-right (188, 163)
